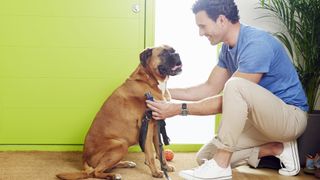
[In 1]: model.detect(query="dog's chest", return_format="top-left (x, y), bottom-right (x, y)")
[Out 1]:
top-left (157, 78), bottom-right (168, 96)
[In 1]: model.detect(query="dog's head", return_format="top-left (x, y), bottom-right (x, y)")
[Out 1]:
top-left (140, 45), bottom-right (182, 79)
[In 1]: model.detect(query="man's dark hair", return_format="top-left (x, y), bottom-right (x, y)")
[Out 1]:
top-left (192, 0), bottom-right (240, 23)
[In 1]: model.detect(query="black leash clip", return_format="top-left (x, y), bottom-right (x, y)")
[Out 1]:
top-left (145, 92), bottom-right (154, 101)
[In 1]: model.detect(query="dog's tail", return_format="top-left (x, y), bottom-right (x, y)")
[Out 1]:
top-left (56, 171), bottom-right (93, 180)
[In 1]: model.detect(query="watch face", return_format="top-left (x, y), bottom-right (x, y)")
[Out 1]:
top-left (182, 103), bottom-right (187, 109)
top-left (181, 103), bottom-right (188, 116)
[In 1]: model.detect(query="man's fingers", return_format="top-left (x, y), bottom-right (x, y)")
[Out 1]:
top-left (146, 100), bottom-right (163, 105)
top-left (152, 112), bottom-right (165, 120)
top-left (145, 100), bottom-right (166, 120)
top-left (146, 103), bottom-right (156, 111)
top-left (152, 112), bottom-right (160, 119)
top-left (146, 100), bottom-right (155, 104)
top-left (146, 100), bottom-right (162, 109)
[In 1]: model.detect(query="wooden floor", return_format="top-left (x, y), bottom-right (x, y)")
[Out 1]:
top-left (233, 165), bottom-right (316, 180)
top-left (0, 151), bottom-right (316, 180)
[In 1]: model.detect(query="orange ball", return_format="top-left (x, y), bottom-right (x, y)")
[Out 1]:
top-left (164, 149), bottom-right (174, 161)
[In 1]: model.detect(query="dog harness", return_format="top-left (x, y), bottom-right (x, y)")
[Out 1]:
top-left (139, 92), bottom-right (170, 151)
top-left (139, 92), bottom-right (171, 180)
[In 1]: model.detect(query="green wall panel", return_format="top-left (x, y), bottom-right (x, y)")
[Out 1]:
top-left (0, 0), bottom-right (142, 18)
top-left (0, 0), bottom-right (153, 147)
top-left (0, 48), bottom-right (139, 78)
top-left (0, 17), bottom-right (142, 48)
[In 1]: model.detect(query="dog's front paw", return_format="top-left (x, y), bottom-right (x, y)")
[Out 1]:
top-left (124, 161), bottom-right (136, 168)
top-left (164, 164), bottom-right (175, 172)
top-left (114, 174), bottom-right (122, 180)
top-left (152, 170), bottom-right (164, 178)
top-left (115, 161), bottom-right (136, 168)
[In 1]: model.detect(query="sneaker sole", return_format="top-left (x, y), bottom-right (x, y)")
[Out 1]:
top-left (279, 141), bottom-right (300, 176)
top-left (179, 171), bottom-right (232, 180)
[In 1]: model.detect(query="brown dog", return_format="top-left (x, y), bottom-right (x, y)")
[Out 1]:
top-left (56, 45), bottom-right (182, 180)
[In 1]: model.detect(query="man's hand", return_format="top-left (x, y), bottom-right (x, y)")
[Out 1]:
top-left (146, 100), bottom-right (179, 120)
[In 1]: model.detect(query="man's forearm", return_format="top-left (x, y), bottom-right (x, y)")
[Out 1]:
top-left (169, 83), bottom-right (221, 101)
top-left (169, 88), bottom-right (194, 101)
top-left (187, 94), bottom-right (223, 115)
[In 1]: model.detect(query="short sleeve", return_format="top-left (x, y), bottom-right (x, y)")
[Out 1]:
top-left (217, 44), bottom-right (227, 68)
top-left (238, 41), bottom-right (273, 73)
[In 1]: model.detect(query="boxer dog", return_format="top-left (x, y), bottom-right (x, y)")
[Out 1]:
top-left (56, 45), bottom-right (182, 180)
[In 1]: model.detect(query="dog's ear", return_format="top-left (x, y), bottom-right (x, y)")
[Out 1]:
top-left (140, 48), bottom-right (153, 67)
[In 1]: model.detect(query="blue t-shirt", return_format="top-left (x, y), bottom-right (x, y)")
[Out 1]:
top-left (218, 24), bottom-right (309, 112)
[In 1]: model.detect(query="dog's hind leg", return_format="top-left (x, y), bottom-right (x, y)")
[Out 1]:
top-left (90, 139), bottom-right (129, 180)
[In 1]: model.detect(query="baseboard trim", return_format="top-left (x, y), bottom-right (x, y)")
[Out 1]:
top-left (0, 145), bottom-right (83, 151)
top-left (0, 144), bottom-right (203, 152)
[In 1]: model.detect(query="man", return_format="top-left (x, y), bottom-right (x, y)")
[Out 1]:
top-left (146, 0), bottom-right (308, 179)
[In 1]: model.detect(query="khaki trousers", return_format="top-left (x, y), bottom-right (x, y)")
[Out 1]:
top-left (197, 77), bottom-right (307, 168)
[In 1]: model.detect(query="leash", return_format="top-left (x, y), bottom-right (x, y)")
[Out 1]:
top-left (156, 121), bottom-right (171, 180)
top-left (139, 92), bottom-right (171, 180)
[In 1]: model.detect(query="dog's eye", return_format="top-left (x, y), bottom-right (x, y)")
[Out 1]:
top-left (161, 51), bottom-right (169, 56)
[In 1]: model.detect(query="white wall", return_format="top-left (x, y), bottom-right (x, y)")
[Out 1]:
top-left (155, 0), bottom-right (216, 144)
top-left (235, 0), bottom-right (283, 33)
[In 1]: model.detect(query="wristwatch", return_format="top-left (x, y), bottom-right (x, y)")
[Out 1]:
top-left (181, 103), bottom-right (188, 116)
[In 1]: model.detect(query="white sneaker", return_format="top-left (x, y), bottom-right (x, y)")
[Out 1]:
top-left (179, 159), bottom-right (232, 180)
top-left (276, 140), bottom-right (300, 176)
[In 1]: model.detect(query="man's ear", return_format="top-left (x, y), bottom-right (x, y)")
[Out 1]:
top-left (218, 14), bottom-right (227, 26)
top-left (140, 48), bottom-right (153, 67)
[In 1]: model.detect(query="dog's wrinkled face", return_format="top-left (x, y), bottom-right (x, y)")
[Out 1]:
top-left (157, 47), bottom-right (182, 76)
top-left (140, 45), bottom-right (182, 78)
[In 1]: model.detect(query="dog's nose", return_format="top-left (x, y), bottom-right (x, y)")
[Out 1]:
top-left (172, 53), bottom-right (181, 61)
top-left (172, 53), bottom-right (181, 65)
top-left (172, 53), bottom-right (180, 58)
top-left (176, 60), bottom-right (182, 66)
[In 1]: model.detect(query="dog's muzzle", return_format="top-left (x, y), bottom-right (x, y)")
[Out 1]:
top-left (158, 53), bottom-right (182, 76)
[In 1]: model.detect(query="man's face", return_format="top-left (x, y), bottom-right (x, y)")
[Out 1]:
top-left (195, 11), bottom-right (224, 45)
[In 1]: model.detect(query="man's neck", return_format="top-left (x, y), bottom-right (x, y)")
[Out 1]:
top-left (224, 22), bottom-right (241, 48)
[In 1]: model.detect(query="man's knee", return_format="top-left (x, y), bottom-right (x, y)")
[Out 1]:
top-left (224, 77), bottom-right (248, 90)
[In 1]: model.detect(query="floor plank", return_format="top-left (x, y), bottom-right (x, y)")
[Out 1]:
top-left (0, 151), bottom-right (316, 180)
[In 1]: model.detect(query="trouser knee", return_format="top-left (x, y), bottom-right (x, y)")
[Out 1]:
top-left (223, 77), bottom-right (248, 93)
